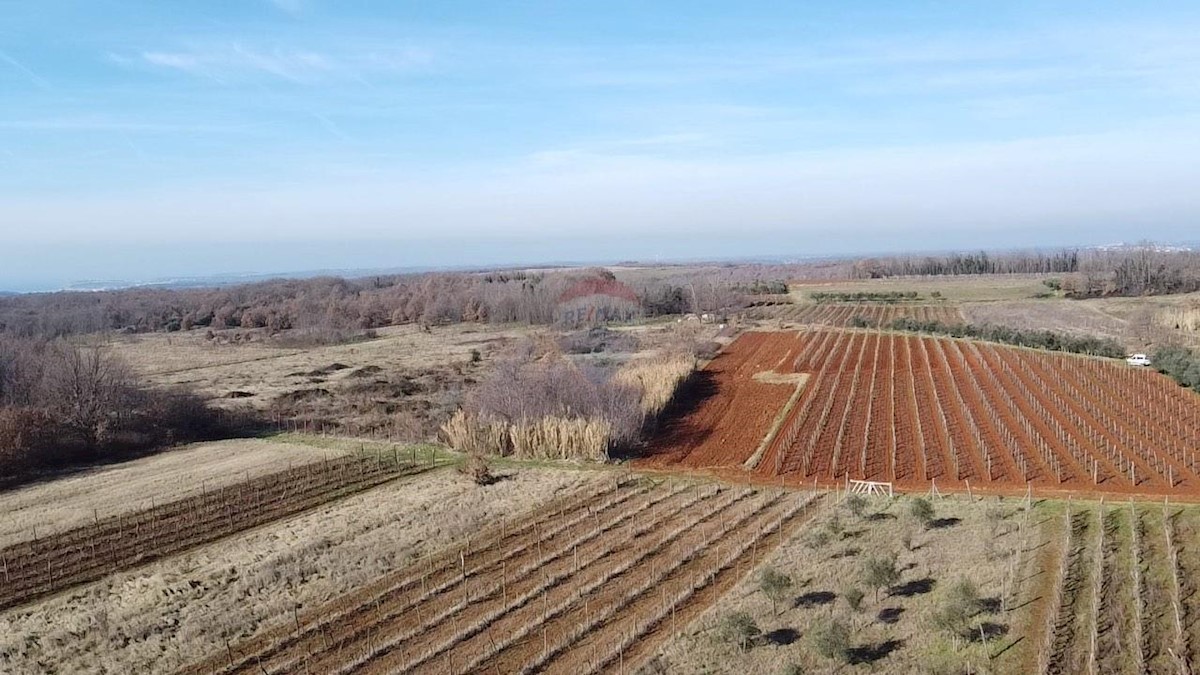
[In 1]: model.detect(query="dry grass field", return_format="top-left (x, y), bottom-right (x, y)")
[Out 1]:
top-left (0, 462), bottom-right (599, 674)
top-left (645, 493), bottom-right (1048, 674)
top-left (0, 438), bottom-right (339, 548)
top-left (964, 292), bottom-right (1200, 350)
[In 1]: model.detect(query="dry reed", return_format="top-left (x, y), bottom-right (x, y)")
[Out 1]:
top-left (441, 411), bottom-right (612, 461)
top-left (615, 355), bottom-right (696, 418)
top-left (1158, 306), bottom-right (1200, 331)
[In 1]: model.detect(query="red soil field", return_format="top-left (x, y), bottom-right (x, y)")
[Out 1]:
top-left (182, 478), bottom-right (823, 675)
top-left (745, 303), bottom-right (964, 326)
top-left (640, 330), bottom-right (1200, 498)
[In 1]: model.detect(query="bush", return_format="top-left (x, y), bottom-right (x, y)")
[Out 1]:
top-left (458, 453), bottom-right (494, 485)
top-left (718, 612), bottom-right (762, 651)
top-left (888, 318), bottom-right (1126, 358)
top-left (843, 586), bottom-right (865, 612)
top-left (1154, 345), bottom-right (1200, 392)
top-left (844, 494), bottom-right (868, 518)
top-left (810, 619), bottom-right (851, 662)
top-left (931, 578), bottom-right (982, 639)
top-left (862, 555), bottom-right (900, 602)
top-left (909, 497), bottom-right (936, 528)
top-left (759, 567), bottom-right (793, 615)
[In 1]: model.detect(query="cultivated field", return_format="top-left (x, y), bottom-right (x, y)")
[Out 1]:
top-left (641, 329), bottom-right (1200, 498)
top-left (1027, 499), bottom-right (1200, 674)
top-left (0, 449), bottom-right (428, 612)
top-left (647, 493), bottom-right (1046, 673)
top-left (746, 303), bottom-right (964, 327)
top-left (182, 478), bottom-right (822, 675)
top-left (0, 438), bottom-right (339, 548)
top-left (0, 462), bottom-right (597, 674)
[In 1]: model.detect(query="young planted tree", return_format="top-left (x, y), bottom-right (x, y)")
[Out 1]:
top-left (931, 578), bottom-right (982, 648)
top-left (844, 494), bottom-right (868, 519)
top-left (759, 567), bottom-right (794, 616)
top-left (718, 612), bottom-right (762, 651)
top-left (843, 586), bottom-right (865, 613)
top-left (810, 618), bottom-right (851, 664)
top-left (862, 555), bottom-right (900, 603)
top-left (909, 497), bottom-right (936, 529)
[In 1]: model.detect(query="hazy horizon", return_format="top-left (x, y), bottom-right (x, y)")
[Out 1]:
top-left (4, 1), bottom-right (1199, 288)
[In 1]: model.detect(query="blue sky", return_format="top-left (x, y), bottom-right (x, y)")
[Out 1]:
top-left (2, 1), bottom-right (1199, 289)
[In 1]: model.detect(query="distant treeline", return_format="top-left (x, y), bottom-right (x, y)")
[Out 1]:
top-left (0, 263), bottom-right (845, 340)
top-left (852, 247), bottom-right (1200, 298)
top-left (852, 250), bottom-right (1080, 278)
top-left (0, 336), bottom-right (243, 485)
top-left (887, 317), bottom-right (1127, 358)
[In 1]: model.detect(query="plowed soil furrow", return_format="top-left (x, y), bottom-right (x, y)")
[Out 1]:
top-left (829, 333), bottom-right (874, 478)
top-left (0, 457), bottom-right (421, 612)
top-left (1047, 509), bottom-right (1096, 675)
top-left (322, 484), bottom-right (733, 675)
top-left (810, 332), bottom-right (867, 478)
top-left (923, 337), bottom-right (986, 482)
top-left (402, 489), bottom-right (769, 675)
top-left (556, 495), bottom-right (821, 675)
top-left (945, 340), bottom-right (1022, 482)
top-left (1052, 360), bottom-right (1194, 487)
top-left (1095, 508), bottom-right (1136, 675)
top-left (988, 347), bottom-right (1095, 482)
top-left (973, 344), bottom-right (1066, 483)
top-left (1004, 350), bottom-right (1141, 485)
top-left (769, 331), bottom-right (855, 475)
top-left (892, 335), bottom-right (924, 481)
top-left (474, 491), bottom-right (796, 675)
top-left (196, 480), bottom-right (660, 675)
top-left (910, 336), bottom-right (952, 481)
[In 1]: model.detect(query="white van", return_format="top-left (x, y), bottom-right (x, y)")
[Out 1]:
top-left (1126, 353), bottom-right (1151, 367)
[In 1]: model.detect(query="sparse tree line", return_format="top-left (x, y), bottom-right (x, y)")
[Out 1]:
top-left (886, 317), bottom-right (1127, 358)
top-left (812, 291), bottom-right (924, 304)
top-left (852, 247), bottom-right (1200, 298)
top-left (0, 266), bottom-right (802, 340)
top-left (0, 336), bottom-right (239, 485)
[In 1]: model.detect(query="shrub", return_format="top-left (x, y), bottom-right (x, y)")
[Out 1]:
top-left (844, 494), bottom-right (868, 518)
top-left (862, 555), bottom-right (900, 602)
top-left (759, 567), bottom-right (793, 615)
top-left (806, 529), bottom-right (831, 549)
top-left (718, 612), bottom-right (761, 651)
top-left (843, 586), bottom-right (865, 612)
top-left (458, 453), bottom-right (494, 485)
top-left (888, 317), bottom-right (1126, 358)
top-left (909, 497), bottom-right (936, 528)
top-left (931, 578), bottom-right (982, 639)
top-left (1154, 345), bottom-right (1200, 392)
top-left (810, 618), bottom-right (851, 662)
